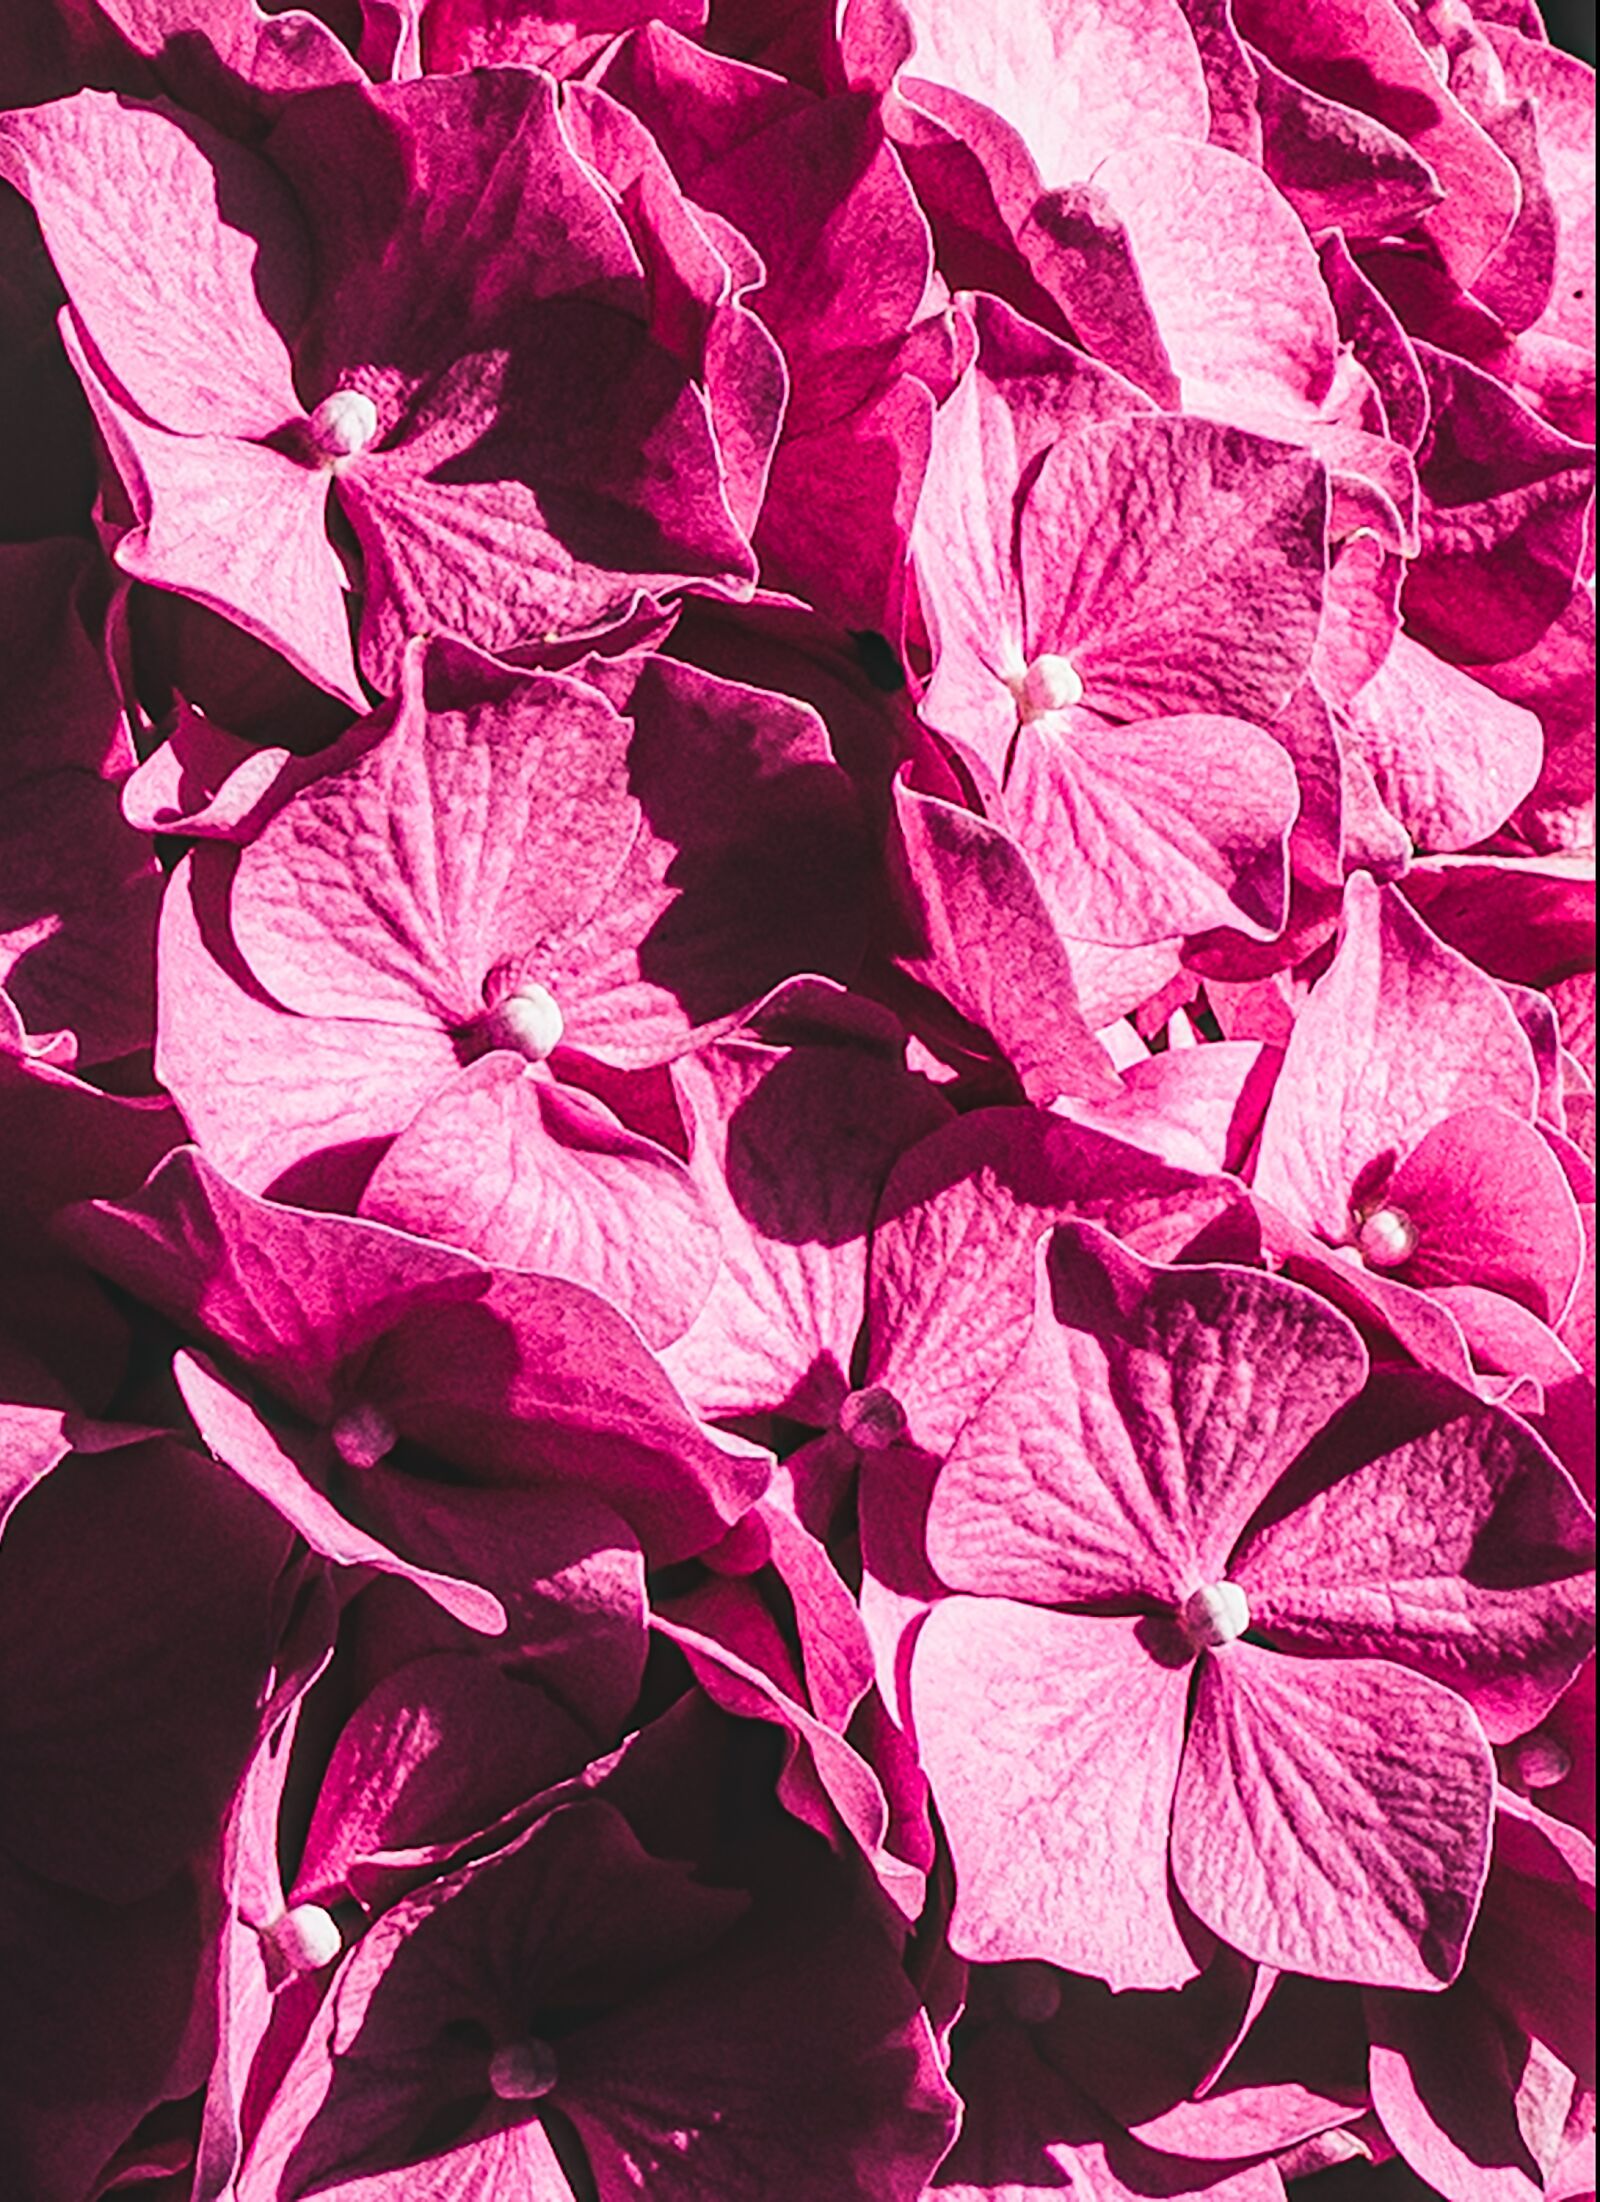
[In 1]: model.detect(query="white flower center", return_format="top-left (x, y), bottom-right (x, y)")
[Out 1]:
top-left (489, 2038), bottom-right (559, 2101)
top-left (1179, 1580), bottom-right (1251, 1652)
top-left (330, 1402), bottom-right (397, 1470)
top-left (1356, 1205), bottom-right (1418, 1269)
top-left (837, 1386), bottom-right (907, 1450)
top-left (488, 981), bottom-right (564, 1063)
top-left (308, 388), bottom-right (379, 462)
top-left (1012, 653), bottom-right (1084, 720)
top-left (264, 1903), bottom-right (343, 1974)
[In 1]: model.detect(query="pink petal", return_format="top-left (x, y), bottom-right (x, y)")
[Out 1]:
top-left (1174, 1647), bottom-right (1494, 1987)
top-left (64, 1144), bottom-right (491, 1423)
top-left (1002, 709), bottom-right (1298, 948)
top-left (1236, 1372), bottom-right (1596, 1743)
top-left (914, 292), bottom-right (1150, 775)
top-left (1389, 1106), bottom-right (1587, 1320)
top-left (1368, 1978), bottom-right (1543, 2202)
top-left (232, 641), bottom-right (638, 1031)
top-left (1254, 50), bottom-right (1443, 243)
top-left (0, 90), bottom-right (306, 438)
top-left (1253, 875), bottom-right (1541, 1242)
top-left (928, 1225), bottom-right (1368, 1606)
top-left (155, 847), bottom-right (456, 1202)
top-left (660, 1040), bottom-right (949, 1421)
top-left (1019, 415), bottom-right (1327, 729)
top-left (69, 324), bottom-right (363, 710)
top-left (1232, 0), bottom-right (1520, 286)
top-left (895, 0), bottom-right (1208, 189)
top-left (867, 1108), bottom-right (1252, 1457)
top-left (888, 775), bottom-right (1118, 1104)
top-left (1344, 633), bottom-right (1546, 852)
top-left (913, 1598), bottom-right (1199, 1989)
top-left (359, 1061), bottom-right (719, 1349)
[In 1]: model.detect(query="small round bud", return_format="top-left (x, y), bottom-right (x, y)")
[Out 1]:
top-left (1014, 653), bottom-right (1084, 719)
top-left (307, 388), bottom-right (379, 461)
top-left (489, 2038), bottom-right (559, 2101)
top-left (264, 1902), bottom-right (343, 1974)
top-left (330, 1402), bottom-right (398, 1471)
top-left (1356, 1205), bottom-right (1418, 1270)
top-left (1179, 1580), bottom-right (1251, 1652)
top-left (838, 1386), bottom-right (907, 1451)
top-left (488, 981), bottom-right (564, 1063)
top-left (997, 1961), bottom-right (1062, 2026)
top-left (1510, 1730), bottom-right (1572, 1790)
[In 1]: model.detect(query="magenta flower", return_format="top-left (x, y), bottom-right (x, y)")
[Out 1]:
top-left (67, 1146), bottom-right (767, 1572)
top-left (154, 636), bottom-right (866, 1200)
top-left (237, 1788), bottom-right (956, 2200)
top-left (1252, 874), bottom-right (1587, 1378)
top-left (0, 71), bottom-right (776, 697)
top-left (913, 309), bottom-right (1310, 954)
top-left (912, 1221), bottom-right (1593, 1989)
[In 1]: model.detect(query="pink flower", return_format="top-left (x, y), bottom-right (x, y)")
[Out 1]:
top-left (912, 1221), bottom-right (1592, 1989)
top-left (0, 72), bottom-right (776, 696)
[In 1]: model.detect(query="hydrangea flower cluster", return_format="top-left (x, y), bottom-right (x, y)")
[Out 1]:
top-left (0, 0), bottom-right (1593, 2196)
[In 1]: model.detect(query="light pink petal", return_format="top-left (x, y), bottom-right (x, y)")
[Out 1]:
top-left (1233, 1374), bottom-right (1596, 1742)
top-left (928, 1223), bottom-right (1368, 1605)
top-left (66, 322), bottom-right (363, 711)
top-left (1019, 415), bottom-right (1327, 729)
top-left (123, 713), bottom-right (299, 845)
top-left (867, 1107), bottom-right (1253, 1457)
top-left (1253, 875), bottom-right (1541, 1240)
top-left (175, 1350), bottom-right (505, 1635)
top-left (888, 775), bottom-right (1118, 1105)
top-left (1094, 138), bottom-right (1340, 421)
top-left (155, 848), bottom-right (457, 1204)
top-left (265, 2121), bottom-right (574, 2202)
top-left (1487, 26), bottom-right (1595, 354)
top-left (1173, 1647), bottom-right (1494, 1987)
top-left (0, 90), bottom-right (306, 437)
top-left (1003, 710), bottom-right (1298, 947)
top-left (896, 0), bottom-right (1208, 188)
top-left (912, 1598), bottom-right (1199, 1989)
top-left (233, 641), bottom-right (637, 1030)
top-left (358, 1060), bottom-right (719, 1349)
top-left (1389, 1106), bottom-right (1587, 1320)
top-left (1344, 633), bottom-right (1546, 852)
top-left (913, 289), bottom-right (1153, 779)
top-left (1054, 1041), bottom-right (1278, 1177)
